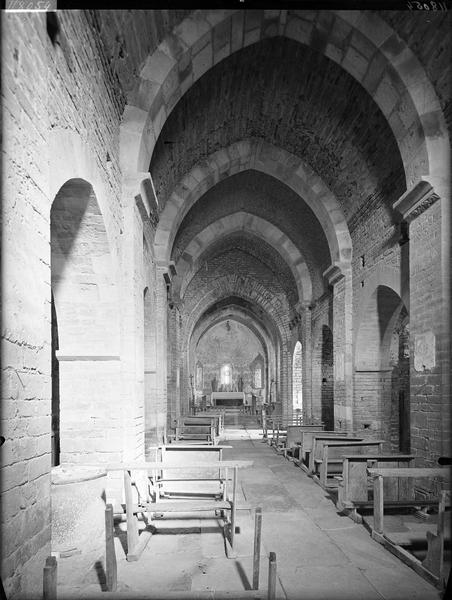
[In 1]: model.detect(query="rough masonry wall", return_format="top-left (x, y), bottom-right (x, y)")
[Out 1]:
top-left (380, 11), bottom-right (451, 130)
top-left (409, 201), bottom-right (446, 465)
top-left (1, 11), bottom-right (124, 598)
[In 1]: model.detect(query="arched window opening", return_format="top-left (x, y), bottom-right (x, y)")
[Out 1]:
top-left (196, 361), bottom-right (203, 389)
top-left (250, 354), bottom-right (264, 390)
top-left (220, 363), bottom-right (232, 386)
top-left (292, 341), bottom-right (303, 415)
top-left (254, 364), bottom-right (262, 389)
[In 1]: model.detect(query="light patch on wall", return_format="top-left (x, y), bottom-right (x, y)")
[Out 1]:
top-left (414, 331), bottom-right (435, 371)
top-left (335, 352), bottom-right (344, 381)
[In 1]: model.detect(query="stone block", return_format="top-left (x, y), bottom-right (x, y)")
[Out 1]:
top-left (2, 462), bottom-right (29, 493)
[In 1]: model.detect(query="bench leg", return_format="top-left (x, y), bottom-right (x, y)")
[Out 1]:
top-left (124, 470), bottom-right (152, 562)
top-left (43, 556), bottom-right (57, 600)
top-left (373, 475), bottom-right (384, 534)
top-left (225, 467), bottom-right (238, 558)
top-left (267, 552), bottom-right (277, 600)
top-left (253, 507), bottom-right (263, 590)
top-left (423, 531), bottom-right (442, 578)
top-left (105, 504), bottom-right (117, 592)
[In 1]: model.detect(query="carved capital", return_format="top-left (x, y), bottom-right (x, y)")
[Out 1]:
top-left (393, 180), bottom-right (440, 223)
top-left (323, 264), bottom-right (345, 287)
top-left (135, 175), bottom-right (160, 229)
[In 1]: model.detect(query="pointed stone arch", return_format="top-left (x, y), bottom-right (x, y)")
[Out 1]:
top-left (354, 283), bottom-right (409, 450)
top-left (51, 178), bottom-right (121, 464)
top-left (174, 211), bottom-right (312, 304)
top-left (153, 139), bottom-right (351, 272)
top-left (121, 9), bottom-right (449, 192)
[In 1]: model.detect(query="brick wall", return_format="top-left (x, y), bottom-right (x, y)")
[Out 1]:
top-left (409, 201), bottom-right (445, 465)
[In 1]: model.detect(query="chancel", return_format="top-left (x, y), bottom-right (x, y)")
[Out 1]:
top-left (1, 7), bottom-right (451, 600)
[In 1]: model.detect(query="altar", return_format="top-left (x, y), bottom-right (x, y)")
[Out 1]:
top-left (211, 392), bottom-right (245, 408)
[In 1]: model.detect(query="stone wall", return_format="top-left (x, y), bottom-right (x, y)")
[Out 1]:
top-left (1, 11), bottom-right (125, 597)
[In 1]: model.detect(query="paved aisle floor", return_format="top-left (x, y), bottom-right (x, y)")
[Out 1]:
top-left (221, 426), bottom-right (442, 600)
top-left (60, 422), bottom-right (442, 599)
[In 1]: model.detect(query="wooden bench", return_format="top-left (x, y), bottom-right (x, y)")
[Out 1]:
top-left (306, 433), bottom-right (363, 474)
top-left (177, 414), bottom-right (222, 439)
top-left (201, 410), bottom-right (225, 435)
top-left (188, 413), bottom-right (225, 436)
top-left (423, 490), bottom-right (451, 588)
top-left (367, 467), bottom-right (451, 587)
top-left (281, 424), bottom-right (326, 459)
top-left (294, 429), bottom-right (325, 467)
top-left (174, 422), bottom-right (216, 444)
top-left (148, 445), bottom-right (232, 498)
top-left (109, 460), bottom-right (253, 561)
top-left (267, 417), bottom-right (303, 447)
top-left (314, 440), bottom-right (385, 488)
top-left (335, 454), bottom-right (415, 515)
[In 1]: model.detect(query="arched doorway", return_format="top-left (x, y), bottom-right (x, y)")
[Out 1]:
top-left (51, 292), bottom-right (60, 466)
top-left (292, 341), bottom-right (303, 417)
top-left (388, 307), bottom-right (410, 452)
top-left (355, 285), bottom-right (410, 449)
top-left (312, 326), bottom-right (334, 430)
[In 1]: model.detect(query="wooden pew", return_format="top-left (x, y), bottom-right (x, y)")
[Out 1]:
top-left (282, 424), bottom-right (326, 460)
top-left (155, 444), bottom-right (232, 498)
top-left (202, 410), bottom-right (225, 435)
top-left (423, 490), bottom-right (451, 588)
top-left (294, 429), bottom-right (325, 467)
top-left (303, 433), bottom-right (363, 473)
top-left (174, 418), bottom-right (217, 445)
top-left (267, 417), bottom-right (303, 447)
top-left (314, 440), bottom-right (385, 488)
top-left (178, 414), bottom-right (223, 439)
top-left (336, 454), bottom-right (415, 516)
top-left (366, 467), bottom-right (451, 587)
top-left (109, 460), bottom-right (253, 560)
top-left (308, 434), bottom-right (364, 474)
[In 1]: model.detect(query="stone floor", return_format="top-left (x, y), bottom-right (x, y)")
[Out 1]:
top-left (59, 417), bottom-right (444, 599)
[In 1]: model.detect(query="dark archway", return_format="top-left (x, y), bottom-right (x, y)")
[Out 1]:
top-left (355, 285), bottom-right (410, 448)
top-left (320, 326), bottom-right (334, 431)
top-left (51, 292), bottom-right (60, 467)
